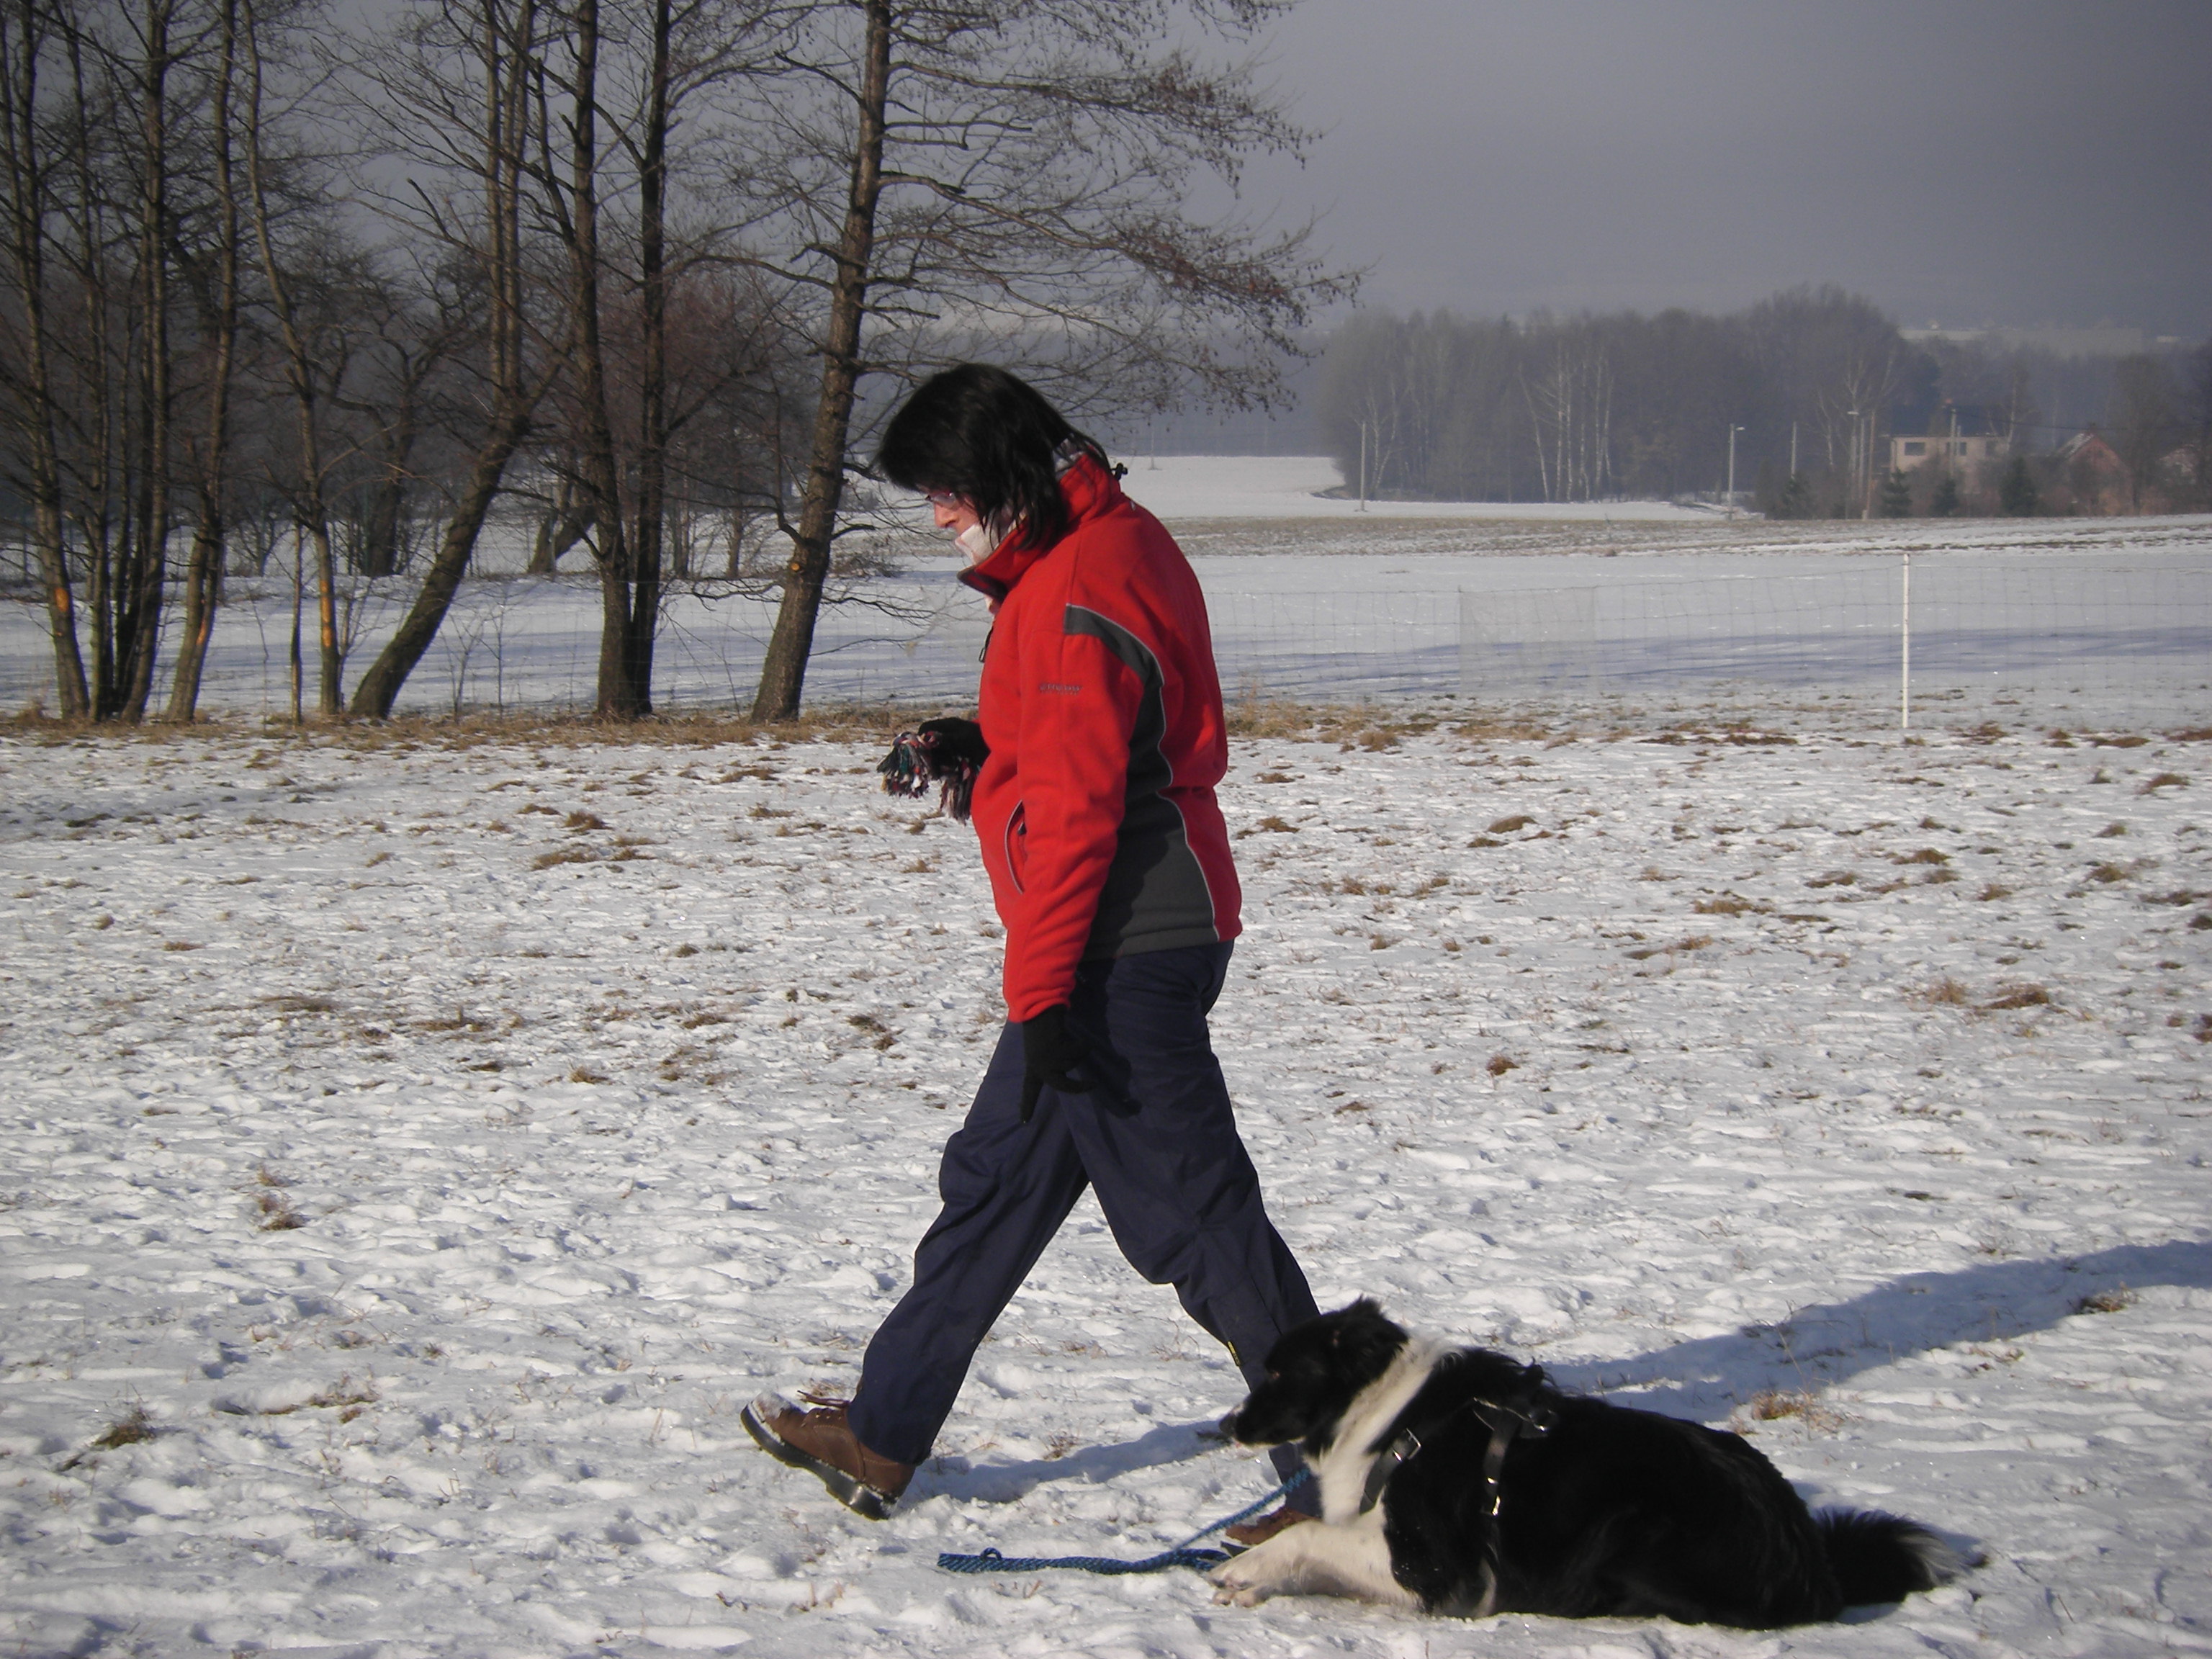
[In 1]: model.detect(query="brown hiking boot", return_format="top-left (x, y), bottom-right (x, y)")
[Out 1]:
top-left (742, 1394), bottom-right (914, 1520)
top-left (1223, 1504), bottom-right (1316, 1549)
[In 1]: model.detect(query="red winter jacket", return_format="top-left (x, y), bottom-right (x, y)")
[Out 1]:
top-left (959, 454), bottom-right (1241, 1021)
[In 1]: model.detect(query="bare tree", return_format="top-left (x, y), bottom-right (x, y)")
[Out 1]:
top-left (0, 0), bottom-right (91, 713)
top-left (1, 0), bottom-right (235, 719)
top-left (734, 0), bottom-right (1352, 719)
top-left (1519, 321), bottom-right (1613, 503)
top-left (334, 261), bottom-right (467, 580)
top-left (161, 0), bottom-right (238, 720)
top-left (518, 0), bottom-right (783, 715)
top-left (2183, 341), bottom-right (2212, 513)
top-left (346, 0), bottom-right (567, 719)
top-left (2108, 353), bottom-right (2178, 513)
top-left (240, 0), bottom-right (361, 712)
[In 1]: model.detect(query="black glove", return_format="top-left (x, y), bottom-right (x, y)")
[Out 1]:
top-left (877, 717), bottom-right (989, 820)
top-left (1019, 1003), bottom-right (1093, 1122)
top-left (917, 716), bottom-right (987, 770)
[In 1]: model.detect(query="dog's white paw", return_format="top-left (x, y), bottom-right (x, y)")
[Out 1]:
top-left (1208, 1563), bottom-right (1272, 1607)
top-left (1208, 1531), bottom-right (1305, 1606)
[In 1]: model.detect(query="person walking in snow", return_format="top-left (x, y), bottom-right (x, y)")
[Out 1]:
top-left (744, 364), bottom-right (1319, 1539)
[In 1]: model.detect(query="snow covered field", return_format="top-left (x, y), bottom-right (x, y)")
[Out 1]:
top-left (4, 715), bottom-right (2209, 1658)
top-left (5, 510), bottom-right (2206, 724)
top-left (1099, 455), bottom-right (1722, 521)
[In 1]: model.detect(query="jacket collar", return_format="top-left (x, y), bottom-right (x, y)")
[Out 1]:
top-left (958, 452), bottom-right (1123, 602)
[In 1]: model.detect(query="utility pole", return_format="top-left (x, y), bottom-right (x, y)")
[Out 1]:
top-left (1858, 409), bottom-right (1876, 519)
top-left (1726, 424), bottom-right (1742, 519)
top-left (1847, 410), bottom-right (1858, 518)
top-left (1900, 550), bottom-right (1912, 732)
top-left (1357, 421), bottom-right (1369, 512)
top-left (1790, 420), bottom-right (1798, 478)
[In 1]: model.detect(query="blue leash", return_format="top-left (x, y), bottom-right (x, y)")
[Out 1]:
top-left (937, 1468), bottom-right (1310, 1577)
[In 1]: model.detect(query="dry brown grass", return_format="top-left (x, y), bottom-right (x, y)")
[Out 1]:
top-left (2137, 771), bottom-right (2188, 794)
top-left (1486, 1053), bottom-right (1519, 1077)
top-left (1982, 983), bottom-right (2052, 1011)
top-left (2073, 1287), bottom-right (2136, 1316)
top-left (254, 1189), bottom-right (305, 1231)
top-left (89, 1406), bottom-right (156, 1449)
top-left (9, 698), bottom-right (1589, 755)
top-left (1916, 976), bottom-right (1973, 1007)
top-left (1691, 894), bottom-right (1769, 916)
top-left (6, 706), bottom-right (930, 752)
top-left (1730, 1389), bottom-right (1848, 1435)
top-left (1222, 694), bottom-right (1555, 745)
top-left (262, 994), bottom-right (337, 1014)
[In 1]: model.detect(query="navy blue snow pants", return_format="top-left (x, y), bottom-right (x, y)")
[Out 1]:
top-left (847, 941), bottom-right (1319, 1493)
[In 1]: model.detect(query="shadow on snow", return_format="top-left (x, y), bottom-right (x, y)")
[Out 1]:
top-left (914, 1236), bottom-right (2211, 1509)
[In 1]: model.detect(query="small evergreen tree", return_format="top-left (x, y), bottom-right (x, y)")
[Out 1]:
top-left (1929, 472), bottom-right (1961, 517)
top-left (1999, 454), bottom-right (2041, 516)
top-left (1779, 471), bottom-right (1814, 519)
top-left (1879, 469), bottom-right (1913, 518)
top-left (1753, 459), bottom-right (1782, 517)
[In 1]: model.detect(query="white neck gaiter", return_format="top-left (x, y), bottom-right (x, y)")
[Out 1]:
top-left (956, 521), bottom-right (999, 565)
top-left (952, 443), bottom-right (1089, 564)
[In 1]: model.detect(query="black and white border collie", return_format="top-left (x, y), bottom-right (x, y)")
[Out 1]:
top-left (1213, 1300), bottom-right (1969, 1627)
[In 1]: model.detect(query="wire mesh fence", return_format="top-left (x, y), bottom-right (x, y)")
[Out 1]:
top-left (1457, 559), bottom-right (2211, 727)
top-left (3, 550), bottom-right (2206, 728)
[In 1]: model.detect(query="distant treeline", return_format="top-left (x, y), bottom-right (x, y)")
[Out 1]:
top-left (1315, 286), bottom-right (2212, 514)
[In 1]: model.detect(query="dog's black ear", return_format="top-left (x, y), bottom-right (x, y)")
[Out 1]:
top-left (1324, 1297), bottom-right (1388, 1336)
top-left (1323, 1298), bottom-right (1408, 1379)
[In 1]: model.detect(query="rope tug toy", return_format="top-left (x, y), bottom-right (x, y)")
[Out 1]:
top-left (878, 724), bottom-right (984, 822)
top-left (937, 1469), bottom-right (1310, 1578)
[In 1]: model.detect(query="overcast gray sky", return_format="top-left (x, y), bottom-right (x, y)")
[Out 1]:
top-left (1233, 0), bottom-right (2212, 338)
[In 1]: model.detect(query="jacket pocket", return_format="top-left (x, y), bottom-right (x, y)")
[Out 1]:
top-left (1004, 801), bottom-right (1028, 894)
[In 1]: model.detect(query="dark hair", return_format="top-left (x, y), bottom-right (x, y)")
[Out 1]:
top-left (876, 364), bottom-right (1111, 552)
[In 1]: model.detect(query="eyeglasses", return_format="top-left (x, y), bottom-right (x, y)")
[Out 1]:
top-left (925, 490), bottom-right (964, 510)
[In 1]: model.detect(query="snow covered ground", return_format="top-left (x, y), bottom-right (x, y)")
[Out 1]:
top-left (4, 715), bottom-right (2209, 1658)
top-left (5, 512), bottom-right (2206, 722)
top-left (1106, 455), bottom-right (1721, 521)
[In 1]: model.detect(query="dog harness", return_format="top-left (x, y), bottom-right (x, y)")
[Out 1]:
top-left (1358, 1394), bottom-right (1556, 1519)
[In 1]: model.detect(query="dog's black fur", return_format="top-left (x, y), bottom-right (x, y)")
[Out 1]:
top-left (1220, 1300), bottom-right (1966, 1627)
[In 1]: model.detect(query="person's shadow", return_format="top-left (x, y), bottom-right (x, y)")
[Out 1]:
top-left (1544, 1235), bottom-right (2212, 1416)
top-left (912, 1416), bottom-right (1230, 1509)
top-left (909, 1237), bottom-right (2211, 1509)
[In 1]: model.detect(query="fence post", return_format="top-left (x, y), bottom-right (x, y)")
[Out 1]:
top-left (1899, 551), bottom-right (1911, 732)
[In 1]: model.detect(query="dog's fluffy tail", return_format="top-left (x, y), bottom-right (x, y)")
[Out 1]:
top-left (1816, 1509), bottom-right (1974, 1606)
